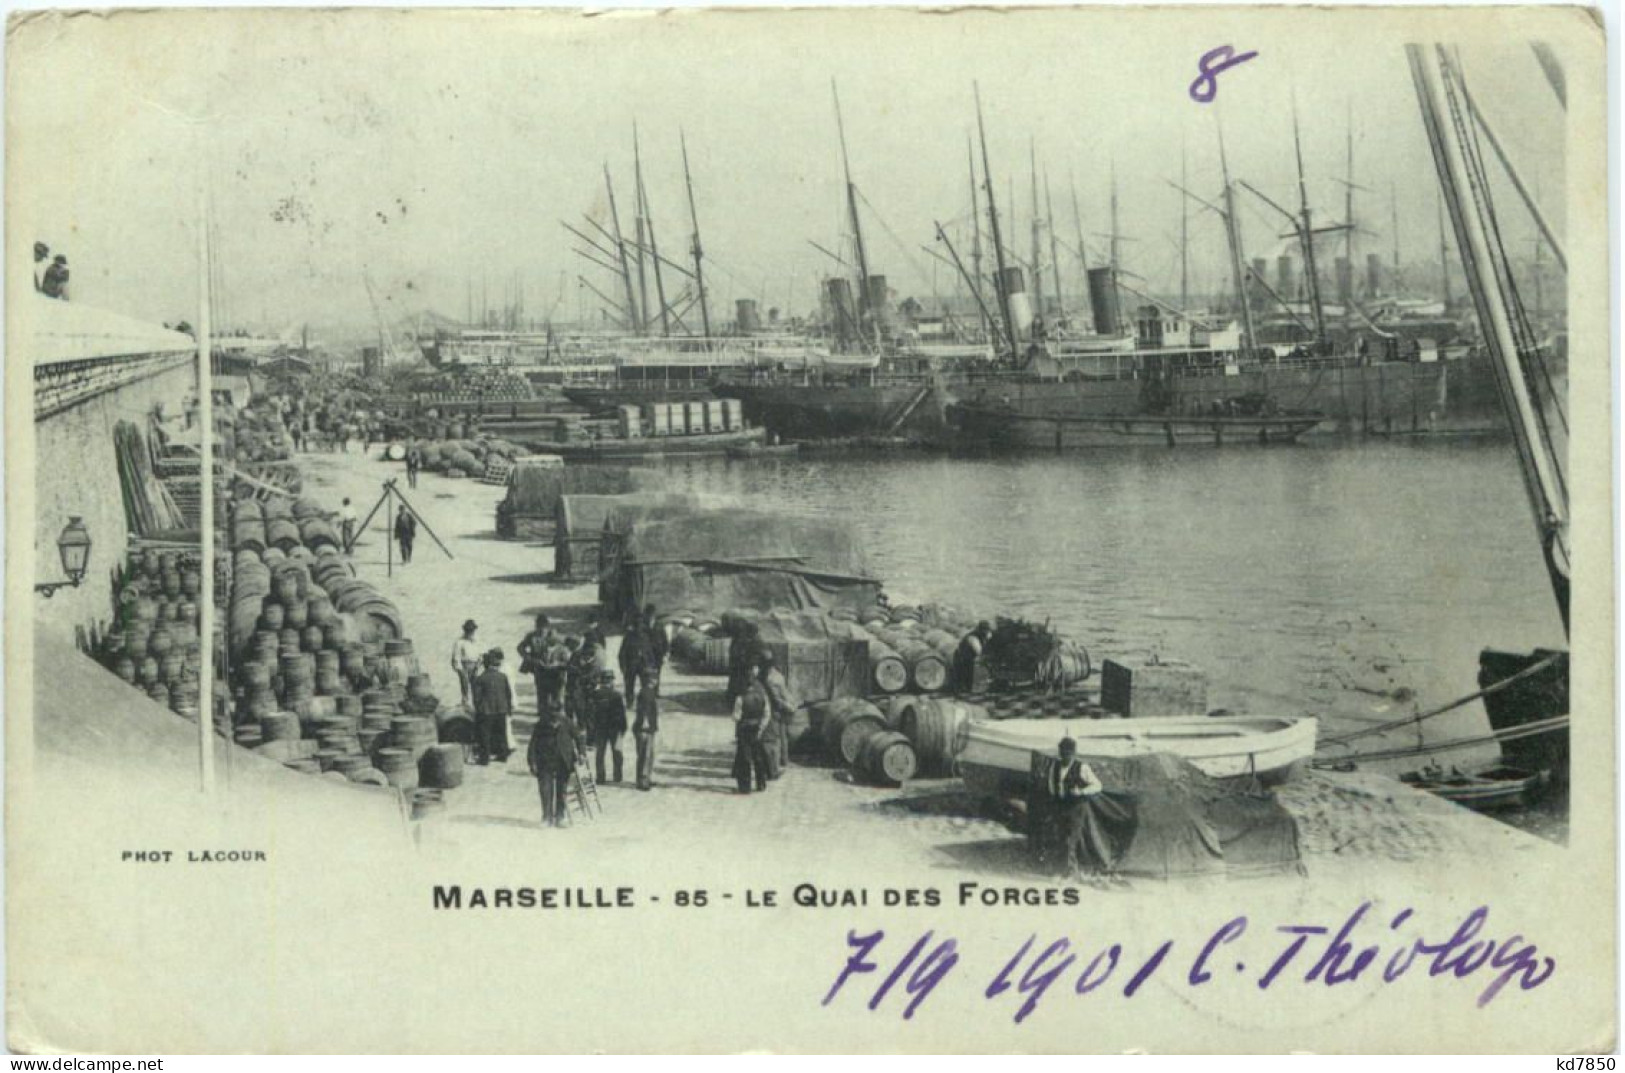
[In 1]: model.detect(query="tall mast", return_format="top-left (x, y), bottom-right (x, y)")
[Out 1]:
top-left (631, 135), bottom-right (651, 338)
top-left (1409, 42), bottom-right (1567, 629)
top-left (1437, 193), bottom-right (1452, 308)
top-left (680, 131), bottom-right (712, 343)
top-left (1044, 169), bottom-right (1065, 323)
top-left (832, 80), bottom-right (875, 345)
top-left (967, 136), bottom-right (988, 338)
top-left (1029, 139), bottom-right (1044, 325)
top-left (1343, 103), bottom-right (1356, 263)
top-left (604, 164), bottom-right (641, 333)
top-left (634, 124), bottom-right (670, 336)
top-left (1216, 116), bottom-right (1257, 354)
top-left (1109, 161), bottom-right (1121, 273)
top-left (1069, 174), bottom-right (1089, 281)
top-left (1179, 142), bottom-right (1190, 312)
top-left (1390, 181), bottom-right (1401, 285)
top-left (1291, 100), bottom-right (1327, 343)
top-left (974, 83), bottom-right (1019, 361)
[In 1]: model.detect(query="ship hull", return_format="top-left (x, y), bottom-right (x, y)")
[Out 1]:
top-left (954, 354), bottom-right (1509, 440)
top-left (719, 352), bottom-right (1511, 442)
top-left (947, 404), bottom-right (1322, 450)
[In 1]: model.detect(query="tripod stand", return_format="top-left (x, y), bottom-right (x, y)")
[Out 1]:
top-left (349, 478), bottom-right (453, 578)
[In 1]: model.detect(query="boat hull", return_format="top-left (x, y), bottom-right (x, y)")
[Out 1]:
top-left (958, 715), bottom-right (1318, 799)
top-left (947, 404), bottom-right (1321, 449)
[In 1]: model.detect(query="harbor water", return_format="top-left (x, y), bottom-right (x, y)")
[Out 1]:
top-left (659, 438), bottom-right (1570, 838)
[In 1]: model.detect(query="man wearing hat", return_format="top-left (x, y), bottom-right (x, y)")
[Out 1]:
top-left (730, 651), bottom-right (776, 794)
top-left (450, 619), bottom-right (481, 710)
top-left (527, 703), bottom-right (581, 828)
top-left (950, 620), bottom-right (994, 694)
top-left (471, 648), bottom-right (514, 766)
top-left (1043, 736), bottom-right (1105, 878)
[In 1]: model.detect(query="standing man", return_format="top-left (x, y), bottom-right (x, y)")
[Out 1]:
top-left (1045, 736), bottom-right (1105, 878)
top-left (471, 648), bottom-right (514, 766)
top-left (518, 615), bottom-right (566, 720)
top-left (405, 445), bottom-right (421, 489)
top-left (32, 241), bottom-right (49, 292)
top-left (730, 653), bottom-right (775, 795)
top-left (527, 707), bottom-right (580, 828)
top-left (759, 650), bottom-right (798, 777)
top-left (338, 498), bottom-right (358, 554)
top-left (632, 681), bottom-right (659, 791)
top-left (450, 619), bottom-right (481, 710)
top-left (950, 620), bottom-right (993, 694)
top-left (724, 621), bottom-right (761, 711)
top-left (394, 505), bottom-right (417, 564)
top-left (587, 669), bottom-right (628, 785)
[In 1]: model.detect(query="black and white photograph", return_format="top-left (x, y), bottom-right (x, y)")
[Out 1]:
top-left (5, 5), bottom-right (1612, 1054)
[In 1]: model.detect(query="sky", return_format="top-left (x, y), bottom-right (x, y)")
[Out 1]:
top-left (7, 7), bottom-right (1580, 340)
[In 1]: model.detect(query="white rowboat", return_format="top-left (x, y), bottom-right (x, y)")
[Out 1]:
top-left (958, 715), bottom-right (1318, 797)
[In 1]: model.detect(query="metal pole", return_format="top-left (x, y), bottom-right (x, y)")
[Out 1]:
top-left (196, 150), bottom-right (216, 797)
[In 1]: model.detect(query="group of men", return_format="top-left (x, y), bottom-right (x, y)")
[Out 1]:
top-left (722, 622), bottom-right (799, 794)
top-left (32, 241), bottom-right (69, 300)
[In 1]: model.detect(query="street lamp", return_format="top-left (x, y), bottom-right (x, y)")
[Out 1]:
top-left (36, 516), bottom-right (91, 597)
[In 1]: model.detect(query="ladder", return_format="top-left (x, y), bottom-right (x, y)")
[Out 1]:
top-left (565, 756), bottom-right (603, 824)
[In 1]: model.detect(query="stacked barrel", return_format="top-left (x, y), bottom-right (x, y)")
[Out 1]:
top-left (222, 491), bottom-right (459, 796)
top-left (97, 549), bottom-right (206, 720)
top-left (806, 694), bottom-right (987, 786)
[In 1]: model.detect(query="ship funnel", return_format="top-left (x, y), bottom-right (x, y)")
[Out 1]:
top-left (736, 298), bottom-right (761, 334)
top-left (1365, 253), bottom-right (1383, 297)
top-left (996, 266), bottom-right (1033, 342)
top-left (1334, 257), bottom-right (1353, 307)
top-left (1276, 255), bottom-right (1297, 299)
top-left (1087, 267), bottom-right (1120, 336)
top-left (864, 275), bottom-right (891, 333)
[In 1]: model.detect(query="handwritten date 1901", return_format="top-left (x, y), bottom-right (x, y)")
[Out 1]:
top-left (822, 902), bottom-right (1555, 1023)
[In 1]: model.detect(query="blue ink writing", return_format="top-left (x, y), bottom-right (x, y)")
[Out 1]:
top-left (1189, 45), bottom-right (1259, 103)
top-left (823, 928), bottom-right (958, 1020)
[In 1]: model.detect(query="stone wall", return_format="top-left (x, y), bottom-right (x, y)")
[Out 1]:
top-left (32, 357), bottom-right (196, 644)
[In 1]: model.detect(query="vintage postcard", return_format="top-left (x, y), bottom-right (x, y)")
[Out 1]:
top-left (4, 5), bottom-right (1611, 1054)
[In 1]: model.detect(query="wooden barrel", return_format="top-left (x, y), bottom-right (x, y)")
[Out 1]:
top-left (895, 640), bottom-right (948, 693)
top-left (419, 743), bottom-right (465, 789)
top-left (283, 598), bottom-right (309, 629)
top-left (856, 728), bottom-right (919, 785)
top-left (374, 747), bottom-right (419, 790)
top-left (900, 697), bottom-right (984, 775)
top-left (347, 767), bottom-right (389, 787)
top-left (818, 698), bottom-right (886, 765)
top-left (869, 642), bottom-right (908, 694)
top-left (283, 758), bottom-right (321, 775)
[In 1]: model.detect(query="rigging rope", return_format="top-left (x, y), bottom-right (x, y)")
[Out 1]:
top-left (1317, 649), bottom-right (1564, 748)
top-left (1313, 714), bottom-right (1568, 766)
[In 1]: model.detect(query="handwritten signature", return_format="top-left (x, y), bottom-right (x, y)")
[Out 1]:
top-left (1189, 45), bottom-right (1259, 103)
top-left (822, 902), bottom-right (1556, 1022)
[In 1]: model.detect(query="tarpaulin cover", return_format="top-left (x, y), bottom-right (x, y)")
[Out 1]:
top-left (599, 508), bottom-right (880, 622)
top-left (502, 463), bottom-right (663, 518)
top-left (1031, 752), bottom-right (1303, 880)
top-left (554, 493), bottom-right (714, 581)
